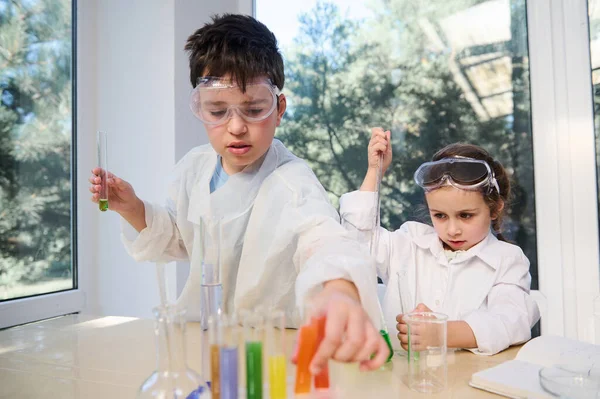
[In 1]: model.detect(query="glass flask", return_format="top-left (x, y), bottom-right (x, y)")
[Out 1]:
top-left (137, 305), bottom-right (211, 399)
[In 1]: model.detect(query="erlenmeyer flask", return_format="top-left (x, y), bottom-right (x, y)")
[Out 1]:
top-left (137, 305), bottom-right (211, 399)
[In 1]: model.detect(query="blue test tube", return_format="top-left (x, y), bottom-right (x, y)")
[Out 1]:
top-left (220, 314), bottom-right (239, 399)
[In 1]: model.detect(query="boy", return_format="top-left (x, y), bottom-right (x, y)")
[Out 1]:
top-left (89, 14), bottom-right (387, 373)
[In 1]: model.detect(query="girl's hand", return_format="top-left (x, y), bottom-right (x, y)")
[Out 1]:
top-left (360, 127), bottom-right (392, 192)
top-left (396, 303), bottom-right (436, 351)
top-left (367, 127), bottom-right (392, 174)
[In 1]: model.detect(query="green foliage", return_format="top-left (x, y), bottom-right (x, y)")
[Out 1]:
top-left (0, 0), bottom-right (73, 292)
top-left (278, 0), bottom-right (537, 286)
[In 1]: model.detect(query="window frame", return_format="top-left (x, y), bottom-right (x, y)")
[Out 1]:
top-left (0, 0), bottom-right (84, 329)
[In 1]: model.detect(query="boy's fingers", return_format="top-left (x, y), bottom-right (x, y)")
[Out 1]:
top-left (354, 324), bottom-right (381, 362)
top-left (309, 308), bottom-right (347, 374)
top-left (396, 314), bottom-right (404, 323)
top-left (359, 333), bottom-right (388, 371)
top-left (113, 177), bottom-right (128, 189)
top-left (331, 310), bottom-right (364, 362)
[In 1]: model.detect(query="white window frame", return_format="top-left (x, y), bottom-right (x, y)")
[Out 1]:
top-left (0, 0), bottom-right (86, 329)
top-left (529, 0), bottom-right (600, 342)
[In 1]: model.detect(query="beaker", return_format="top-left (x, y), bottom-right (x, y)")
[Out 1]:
top-left (403, 311), bottom-right (448, 393)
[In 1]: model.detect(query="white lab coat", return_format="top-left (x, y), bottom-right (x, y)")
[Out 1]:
top-left (121, 139), bottom-right (381, 328)
top-left (339, 190), bottom-right (540, 355)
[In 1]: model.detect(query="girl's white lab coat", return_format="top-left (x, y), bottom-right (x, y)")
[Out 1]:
top-left (121, 140), bottom-right (381, 328)
top-left (340, 190), bottom-right (540, 355)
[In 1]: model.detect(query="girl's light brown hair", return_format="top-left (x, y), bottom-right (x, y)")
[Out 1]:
top-left (431, 143), bottom-right (511, 242)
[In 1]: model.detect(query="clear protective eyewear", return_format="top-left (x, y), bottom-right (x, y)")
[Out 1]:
top-left (189, 76), bottom-right (281, 126)
top-left (414, 157), bottom-right (501, 194)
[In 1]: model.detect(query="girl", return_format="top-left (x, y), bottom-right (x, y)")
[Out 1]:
top-left (339, 127), bottom-right (540, 355)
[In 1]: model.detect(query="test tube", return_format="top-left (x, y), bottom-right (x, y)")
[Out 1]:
top-left (96, 131), bottom-right (108, 212)
top-left (294, 315), bottom-right (319, 395)
top-left (266, 310), bottom-right (287, 399)
top-left (200, 217), bottom-right (223, 330)
top-left (313, 316), bottom-right (329, 390)
top-left (208, 315), bottom-right (222, 399)
top-left (244, 311), bottom-right (264, 399)
top-left (220, 314), bottom-right (239, 399)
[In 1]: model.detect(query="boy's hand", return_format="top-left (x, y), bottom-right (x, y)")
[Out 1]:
top-left (360, 127), bottom-right (392, 192)
top-left (89, 169), bottom-right (146, 230)
top-left (396, 303), bottom-right (435, 351)
top-left (302, 280), bottom-right (389, 374)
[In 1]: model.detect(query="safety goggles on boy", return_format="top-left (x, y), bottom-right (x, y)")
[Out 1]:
top-left (190, 77), bottom-right (281, 126)
top-left (414, 157), bottom-right (501, 194)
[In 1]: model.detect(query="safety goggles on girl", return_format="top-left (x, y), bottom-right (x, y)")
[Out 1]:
top-left (414, 157), bottom-right (501, 194)
top-left (189, 76), bottom-right (281, 126)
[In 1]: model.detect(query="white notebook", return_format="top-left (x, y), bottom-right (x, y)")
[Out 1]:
top-left (469, 335), bottom-right (600, 399)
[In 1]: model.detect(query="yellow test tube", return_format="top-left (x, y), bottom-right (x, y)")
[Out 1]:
top-left (266, 310), bottom-right (287, 399)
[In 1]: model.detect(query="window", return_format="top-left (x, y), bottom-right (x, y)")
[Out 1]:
top-left (0, 0), bottom-right (76, 307)
top-left (590, 0), bottom-right (600, 231)
top-left (256, 0), bottom-right (537, 288)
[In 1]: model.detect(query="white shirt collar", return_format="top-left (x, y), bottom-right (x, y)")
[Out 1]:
top-left (412, 229), bottom-right (501, 270)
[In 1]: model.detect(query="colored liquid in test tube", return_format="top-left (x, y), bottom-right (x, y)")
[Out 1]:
top-left (208, 315), bottom-right (222, 399)
top-left (313, 316), bottom-right (329, 390)
top-left (97, 131), bottom-right (109, 212)
top-left (294, 321), bottom-right (318, 394)
top-left (266, 310), bottom-right (287, 399)
top-left (219, 315), bottom-right (239, 399)
top-left (244, 312), bottom-right (263, 399)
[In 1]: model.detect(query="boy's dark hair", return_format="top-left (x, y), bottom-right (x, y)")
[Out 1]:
top-left (427, 143), bottom-right (512, 242)
top-left (184, 14), bottom-right (284, 91)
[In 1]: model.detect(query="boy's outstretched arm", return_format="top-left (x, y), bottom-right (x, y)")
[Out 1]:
top-left (308, 279), bottom-right (389, 373)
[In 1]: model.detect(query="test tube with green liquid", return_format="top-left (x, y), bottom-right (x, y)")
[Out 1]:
top-left (244, 311), bottom-right (263, 399)
top-left (97, 131), bottom-right (109, 212)
top-left (266, 310), bottom-right (286, 399)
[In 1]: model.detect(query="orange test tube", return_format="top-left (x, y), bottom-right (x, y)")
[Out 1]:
top-left (313, 316), bottom-right (329, 389)
top-left (294, 322), bottom-right (319, 394)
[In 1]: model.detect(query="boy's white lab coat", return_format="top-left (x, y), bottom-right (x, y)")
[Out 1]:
top-left (121, 140), bottom-right (380, 328)
top-left (340, 190), bottom-right (540, 355)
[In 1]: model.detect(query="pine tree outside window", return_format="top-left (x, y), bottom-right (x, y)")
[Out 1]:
top-left (0, 0), bottom-right (80, 324)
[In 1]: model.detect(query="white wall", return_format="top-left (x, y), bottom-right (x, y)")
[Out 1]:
top-left (77, 0), bottom-right (247, 318)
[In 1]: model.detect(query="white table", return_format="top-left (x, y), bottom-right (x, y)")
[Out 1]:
top-left (0, 314), bottom-right (520, 398)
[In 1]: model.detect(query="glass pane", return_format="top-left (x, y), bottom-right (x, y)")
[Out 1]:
top-left (0, 0), bottom-right (75, 300)
top-left (589, 1), bottom-right (600, 250)
top-left (257, 0), bottom-right (538, 289)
